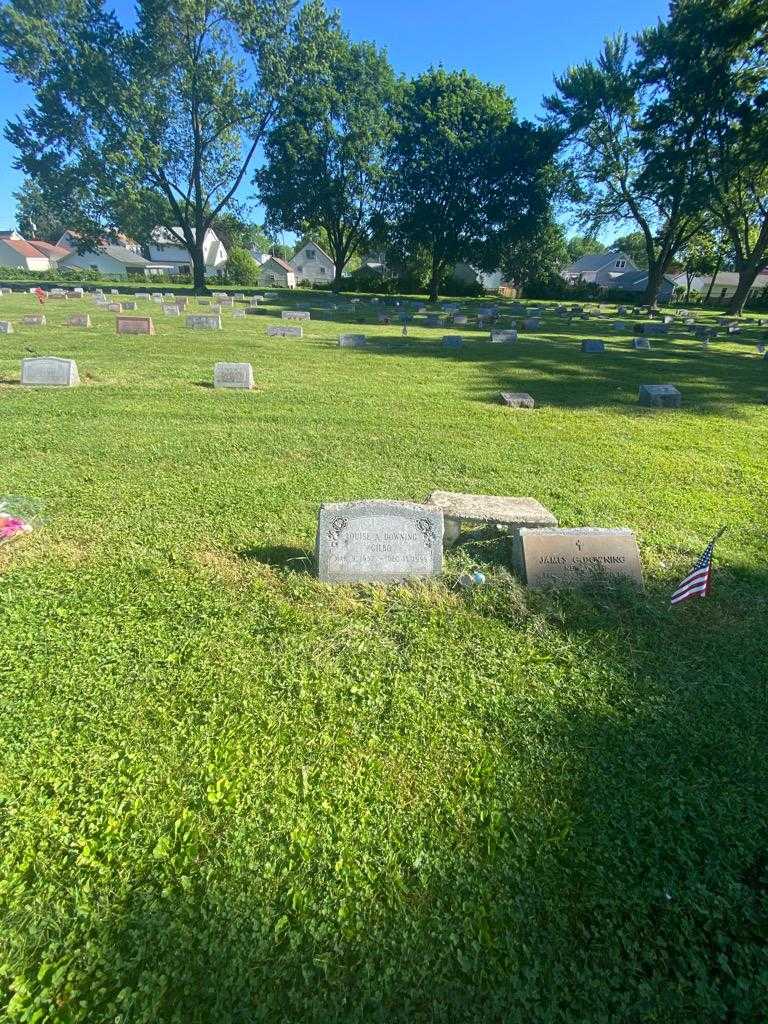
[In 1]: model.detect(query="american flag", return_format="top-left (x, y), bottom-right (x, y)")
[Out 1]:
top-left (670, 529), bottom-right (725, 605)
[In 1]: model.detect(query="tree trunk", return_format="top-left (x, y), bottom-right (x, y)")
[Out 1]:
top-left (428, 260), bottom-right (441, 302)
top-left (332, 259), bottom-right (345, 292)
top-left (191, 244), bottom-right (208, 295)
top-left (643, 260), bottom-right (666, 310)
top-left (703, 257), bottom-right (722, 305)
top-left (727, 259), bottom-right (765, 314)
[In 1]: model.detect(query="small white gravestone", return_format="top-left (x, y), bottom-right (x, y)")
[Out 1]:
top-left (110, 289), bottom-right (119, 295)
top-left (0, 321), bottom-right (14, 334)
top-left (67, 315), bottom-right (91, 327)
top-left (117, 316), bottom-right (155, 335)
top-left (21, 357), bottom-right (79, 387)
top-left (282, 310), bottom-right (310, 321)
top-left (163, 304), bottom-right (180, 316)
top-left (151, 292), bottom-right (163, 299)
top-left (638, 384), bottom-right (681, 408)
top-left (339, 334), bottom-right (367, 348)
top-left (316, 500), bottom-right (444, 583)
top-left (135, 292), bottom-right (150, 300)
top-left (186, 314), bottom-right (222, 330)
top-left (233, 293), bottom-right (246, 301)
top-left (219, 297), bottom-right (234, 308)
top-left (213, 362), bottom-right (254, 390)
top-left (267, 324), bottom-right (302, 337)
top-left (22, 315), bottom-right (46, 326)
top-left (210, 304), bottom-right (222, 314)
top-left (0, 287), bottom-right (12, 295)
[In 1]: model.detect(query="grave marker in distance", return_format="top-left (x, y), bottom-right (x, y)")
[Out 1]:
top-left (213, 362), bottom-right (254, 390)
top-left (21, 357), bottom-right (80, 387)
top-left (117, 316), bottom-right (155, 335)
top-left (638, 384), bottom-right (681, 408)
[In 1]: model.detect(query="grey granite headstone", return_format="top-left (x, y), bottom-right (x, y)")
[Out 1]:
top-left (316, 500), bottom-right (444, 583)
top-left (581, 340), bottom-right (605, 353)
top-left (339, 334), bottom-right (367, 347)
top-left (0, 321), bottom-right (14, 334)
top-left (454, 315), bottom-right (468, 325)
top-left (522, 317), bottom-right (540, 330)
top-left (213, 362), bottom-right (254, 390)
top-left (21, 356), bottom-right (79, 387)
top-left (186, 314), bottom-right (222, 330)
top-left (22, 315), bottom-right (46, 326)
top-left (122, 301), bottom-right (137, 311)
top-left (267, 325), bottom-right (303, 337)
top-left (163, 304), bottom-right (180, 316)
top-left (67, 315), bottom-right (91, 327)
top-left (500, 391), bottom-right (535, 408)
top-left (515, 527), bottom-right (644, 590)
top-left (107, 303), bottom-right (123, 313)
top-left (631, 338), bottom-right (651, 350)
top-left (232, 309), bottom-right (246, 318)
top-left (638, 384), bottom-right (681, 408)
top-left (282, 310), bottom-right (310, 320)
top-left (491, 330), bottom-right (517, 344)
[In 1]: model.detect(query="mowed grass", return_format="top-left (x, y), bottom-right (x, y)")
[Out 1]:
top-left (0, 289), bottom-right (767, 1023)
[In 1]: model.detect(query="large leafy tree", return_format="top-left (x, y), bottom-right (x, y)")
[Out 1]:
top-left (640, 0), bottom-right (768, 314)
top-left (545, 35), bottom-right (707, 308)
top-left (385, 69), bottom-right (557, 302)
top-left (13, 178), bottom-right (70, 241)
top-left (565, 234), bottom-right (605, 263)
top-left (0, 0), bottom-right (319, 292)
top-left (257, 9), bottom-right (397, 290)
top-left (607, 231), bottom-right (649, 268)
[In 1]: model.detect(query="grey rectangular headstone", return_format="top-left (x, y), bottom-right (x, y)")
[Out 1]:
top-left (631, 338), bottom-right (651, 350)
top-left (22, 315), bottom-right (46, 326)
top-left (186, 314), bottom-right (222, 330)
top-left (491, 330), bottom-right (517, 344)
top-left (339, 334), bottom-right (367, 347)
top-left (267, 325), bottom-right (303, 337)
top-left (21, 356), bottom-right (79, 387)
top-left (316, 500), bottom-right (444, 583)
top-left (522, 318), bottom-right (540, 330)
top-left (515, 527), bottom-right (644, 590)
top-left (0, 321), bottom-right (14, 333)
top-left (638, 384), bottom-right (681, 408)
top-left (213, 362), bottom-right (254, 390)
top-left (500, 392), bottom-right (534, 408)
top-left (67, 315), bottom-right (91, 327)
top-left (232, 309), bottom-right (246, 318)
top-left (163, 304), bottom-right (180, 315)
top-left (581, 339), bottom-right (605, 353)
top-left (282, 310), bottom-right (310, 320)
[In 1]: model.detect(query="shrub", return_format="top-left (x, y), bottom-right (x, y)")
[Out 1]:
top-left (225, 248), bottom-right (260, 286)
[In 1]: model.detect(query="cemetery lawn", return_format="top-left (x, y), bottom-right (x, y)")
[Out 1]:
top-left (1, 290), bottom-right (767, 1023)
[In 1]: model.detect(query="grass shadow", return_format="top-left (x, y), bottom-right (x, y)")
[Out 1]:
top-left (236, 544), bottom-right (314, 573)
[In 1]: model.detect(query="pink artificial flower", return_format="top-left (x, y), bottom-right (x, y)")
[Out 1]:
top-left (0, 515), bottom-right (31, 542)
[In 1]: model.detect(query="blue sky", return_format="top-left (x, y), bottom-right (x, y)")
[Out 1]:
top-left (0, 0), bottom-right (669, 232)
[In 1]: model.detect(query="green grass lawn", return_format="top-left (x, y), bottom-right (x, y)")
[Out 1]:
top-left (1, 289), bottom-right (767, 1023)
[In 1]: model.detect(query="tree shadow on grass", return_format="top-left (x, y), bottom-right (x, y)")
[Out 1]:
top-left (236, 543), bottom-right (314, 573)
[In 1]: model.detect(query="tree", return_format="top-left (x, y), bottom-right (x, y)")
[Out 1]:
top-left (13, 178), bottom-right (69, 241)
top-left (639, 0), bottom-right (768, 314)
top-left (677, 230), bottom-right (726, 303)
top-left (607, 231), bottom-right (648, 268)
top-left (386, 69), bottom-right (557, 301)
top-left (545, 35), bottom-right (707, 308)
top-left (225, 247), bottom-right (260, 285)
top-left (0, 0), bottom-right (321, 293)
top-left (498, 218), bottom-right (568, 294)
top-left (565, 235), bottom-right (604, 263)
top-left (258, 7), bottom-right (396, 290)
top-left (214, 212), bottom-right (269, 255)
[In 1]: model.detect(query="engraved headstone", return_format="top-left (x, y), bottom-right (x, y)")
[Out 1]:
top-left (491, 330), bottom-right (517, 344)
top-left (117, 315), bottom-right (155, 335)
top-left (21, 356), bottom-right (79, 387)
top-left (515, 527), bottom-right (644, 590)
top-left (500, 391), bottom-right (534, 408)
top-left (454, 315), bottom-right (468, 325)
top-left (213, 362), bottom-right (254, 390)
top-left (232, 309), bottom-right (246, 318)
top-left (67, 314), bottom-right (91, 327)
top-left (219, 297), bottom-right (234, 308)
top-left (638, 384), bottom-right (681, 408)
top-left (316, 500), bottom-right (444, 583)
top-left (339, 334), bottom-right (366, 348)
top-left (267, 325), bottom-right (302, 337)
top-left (22, 315), bottom-right (46, 326)
top-left (122, 301), bottom-right (137, 311)
top-left (0, 321), bottom-right (14, 334)
top-left (631, 338), bottom-right (651, 350)
top-left (282, 310), bottom-right (310, 320)
top-left (581, 340), bottom-right (605, 353)
top-left (135, 292), bottom-right (150, 300)
top-left (163, 304), bottom-right (180, 316)
top-left (186, 314), bottom-right (222, 330)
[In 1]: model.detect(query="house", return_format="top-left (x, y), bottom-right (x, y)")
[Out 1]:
top-left (290, 242), bottom-right (335, 285)
top-left (57, 229), bottom-right (142, 254)
top-left (560, 250), bottom-right (638, 287)
top-left (0, 231), bottom-right (70, 271)
top-left (147, 226), bottom-right (227, 277)
top-left (600, 268), bottom-right (677, 302)
top-left (680, 270), bottom-right (768, 302)
top-left (452, 263), bottom-right (512, 293)
top-left (57, 244), bottom-right (169, 279)
top-left (259, 255), bottom-right (296, 289)
top-left (249, 246), bottom-right (271, 266)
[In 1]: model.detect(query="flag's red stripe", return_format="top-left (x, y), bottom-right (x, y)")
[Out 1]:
top-left (671, 573), bottom-right (711, 602)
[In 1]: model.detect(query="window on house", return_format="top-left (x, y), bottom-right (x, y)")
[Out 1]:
top-left (296, 266), bottom-right (303, 273)
top-left (721, 288), bottom-right (728, 298)
top-left (319, 266), bottom-right (326, 274)
top-left (615, 259), bottom-right (626, 269)
top-left (306, 249), bottom-right (316, 260)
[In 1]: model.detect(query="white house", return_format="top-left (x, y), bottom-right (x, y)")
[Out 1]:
top-left (0, 231), bottom-right (70, 271)
top-left (148, 226), bottom-right (228, 277)
top-left (560, 250), bottom-right (639, 287)
top-left (603, 268), bottom-right (677, 301)
top-left (452, 263), bottom-right (509, 293)
top-left (259, 256), bottom-right (296, 288)
top-left (290, 242), bottom-right (335, 285)
top-left (57, 229), bottom-right (142, 254)
top-left (679, 270), bottom-right (768, 302)
top-left (57, 244), bottom-right (168, 279)
top-left (249, 246), bottom-right (271, 266)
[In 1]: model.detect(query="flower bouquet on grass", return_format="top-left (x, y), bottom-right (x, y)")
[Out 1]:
top-left (0, 497), bottom-right (41, 547)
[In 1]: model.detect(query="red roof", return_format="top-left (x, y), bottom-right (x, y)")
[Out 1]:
top-left (28, 241), bottom-right (70, 260)
top-left (1, 237), bottom-right (45, 259)
top-left (267, 256), bottom-right (293, 273)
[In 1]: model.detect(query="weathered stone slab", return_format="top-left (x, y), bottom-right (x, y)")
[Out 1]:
top-left (163, 304), bottom-right (180, 316)
top-left (108, 303), bottom-right (123, 313)
top-left (219, 297), bottom-right (234, 308)
top-left (117, 315), bottom-right (155, 335)
top-left (441, 335), bottom-right (463, 349)
top-left (67, 315), bottom-right (91, 327)
top-left (213, 362), bottom-right (254, 390)
top-left (491, 330), bottom-right (517, 344)
top-left (232, 309), bottom-right (246, 318)
top-left (22, 315), bottom-right (46, 326)
top-left (582, 339), bottom-right (606, 353)
top-left (427, 491), bottom-right (556, 548)
top-left (282, 310), bottom-right (310, 320)
top-left (515, 527), bottom-right (644, 590)
top-left (339, 333), bottom-right (366, 347)
top-left (267, 325), bottom-right (302, 337)
top-left (638, 383), bottom-right (681, 408)
top-left (316, 500), bottom-right (443, 583)
top-left (522, 317), bottom-right (541, 330)
top-left (135, 292), bottom-right (150, 300)
top-left (122, 301), bottom-right (137, 311)
top-left (500, 392), bottom-right (535, 408)
top-left (186, 314), bottom-right (222, 330)
top-left (245, 307), bottom-right (262, 316)
top-left (21, 356), bottom-right (79, 387)
top-left (631, 338), bottom-right (651, 350)
top-left (0, 321), bottom-right (14, 333)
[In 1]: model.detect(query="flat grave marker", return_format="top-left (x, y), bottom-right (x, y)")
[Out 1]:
top-left (22, 315), bottom-right (46, 326)
top-left (0, 321), bottom-right (14, 334)
top-left (267, 325), bottom-right (302, 337)
top-left (638, 384), bottom-right (681, 408)
top-left (67, 314), bottom-right (91, 328)
top-left (316, 500), bottom-right (443, 583)
top-left (282, 310), bottom-right (310, 321)
top-left (339, 334), bottom-right (367, 348)
top-left (500, 391), bottom-right (535, 408)
top-left (582, 339), bottom-right (605, 353)
top-left (631, 338), bottom-right (651, 350)
top-left (491, 330), bottom-right (517, 344)
top-left (515, 527), bottom-right (644, 590)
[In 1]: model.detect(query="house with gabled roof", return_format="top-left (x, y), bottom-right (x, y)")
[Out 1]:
top-left (0, 231), bottom-right (70, 271)
top-left (147, 226), bottom-right (227, 277)
top-left (560, 250), bottom-right (639, 286)
top-left (259, 255), bottom-right (296, 289)
top-left (290, 241), bottom-right (335, 285)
